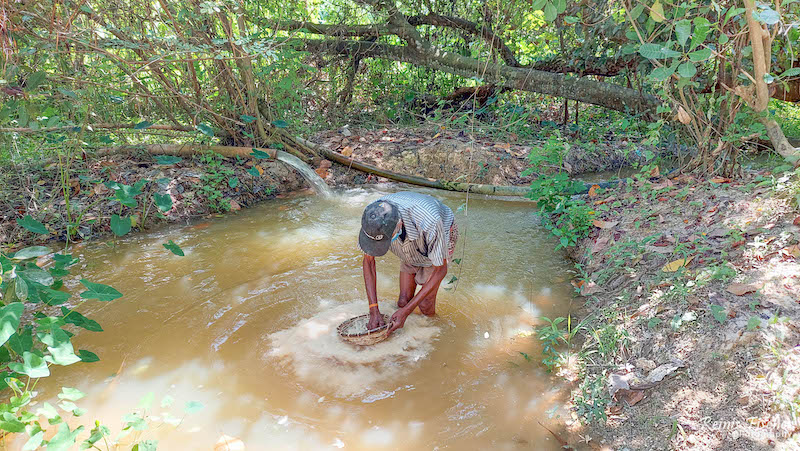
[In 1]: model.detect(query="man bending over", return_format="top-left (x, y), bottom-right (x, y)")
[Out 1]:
top-left (358, 191), bottom-right (458, 335)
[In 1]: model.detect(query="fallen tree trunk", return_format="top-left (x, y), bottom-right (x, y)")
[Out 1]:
top-left (98, 142), bottom-right (532, 197)
top-left (293, 137), bottom-right (531, 196)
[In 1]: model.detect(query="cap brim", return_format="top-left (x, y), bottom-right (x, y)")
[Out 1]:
top-left (359, 228), bottom-right (392, 257)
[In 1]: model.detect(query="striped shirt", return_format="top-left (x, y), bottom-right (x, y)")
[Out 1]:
top-left (375, 191), bottom-right (455, 267)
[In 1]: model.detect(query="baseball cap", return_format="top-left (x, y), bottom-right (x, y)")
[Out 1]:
top-left (359, 200), bottom-right (400, 257)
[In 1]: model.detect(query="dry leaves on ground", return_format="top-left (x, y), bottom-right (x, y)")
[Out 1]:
top-left (726, 283), bottom-right (759, 296)
top-left (662, 256), bottom-right (694, 272)
top-left (592, 219), bottom-right (618, 229)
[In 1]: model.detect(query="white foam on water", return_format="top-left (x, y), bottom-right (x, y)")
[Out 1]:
top-left (267, 301), bottom-right (441, 398)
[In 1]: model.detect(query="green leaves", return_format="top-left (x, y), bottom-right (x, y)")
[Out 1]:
top-left (106, 180), bottom-right (145, 208)
top-left (25, 71), bottom-right (47, 91)
top-left (710, 304), bottom-right (727, 324)
top-left (677, 62), bottom-right (697, 79)
top-left (780, 67), bottom-right (800, 78)
top-left (250, 149), bottom-right (272, 159)
top-left (0, 303), bottom-right (24, 347)
top-left (61, 307), bottom-right (103, 332)
top-left (246, 167), bottom-right (260, 177)
top-left (638, 43), bottom-right (679, 60)
top-left (153, 155), bottom-right (182, 165)
top-left (58, 387), bottom-right (86, 402)
top-left (79, 279), bottom-right (123, 301)
top-left (228, 177), bottom-right (239, 188)
top-left (12, 246), bottom-right (51, 260)
top-left (133, 120), bottom-right (153, 130)
top-left (240, 114), bottom-right (257, 123)
top-left (17, 215), bottom-right (48, 234)
top-left (46, 422), bottom-right (83, 451)
top-left (9, 351), bottom-right (50, 378)
top-left (163, 240), bottom-right (184, 256)
top-left (688, 48), bottom-right (712, 62)
top-left (649, 65), bottom-right (676, 82)
top-left (271, 119), bottom-right (289, 128)
top-left (0, 412), bottom-right (26, 433)
top-left (133, 440), bottom-right (159, 451)
top-left (689, 17), bottom-right (710, 50)
top-left (78, 349), bottom-right (99, 362)
top-left (110, 214), bottom-right (131, 236)
top-left (649, 1), bottom-right (665, 23)
top-left (196, 123), bottom-right (215, 137)
top-left (674, 20), bottom-right (691, 47)
top-left (543, 2), bottom-right (557, 21)
top-left (758, 8), bottom-right (780, 25)
top-left (153, 193), bottom-right (173, 212)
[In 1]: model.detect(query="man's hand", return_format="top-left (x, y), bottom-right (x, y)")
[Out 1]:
top-left (367, 309), bottom-right (386, 330)
top-left (387, 308), bottom-right (409, 335)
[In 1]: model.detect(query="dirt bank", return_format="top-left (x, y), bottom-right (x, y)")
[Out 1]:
top-left (0, 151), bottom-right (306, 250)
top-left (560, 168), bottom-right (800, 450)
top-left (309, 126), bottom-right (681, 187)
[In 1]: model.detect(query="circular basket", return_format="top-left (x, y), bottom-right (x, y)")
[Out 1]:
top-left (337, 314), bottom-right (391, 346)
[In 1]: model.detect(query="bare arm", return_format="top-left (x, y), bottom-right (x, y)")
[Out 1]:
top-left (362, 254), bottom-right (386, 329)
top-left (387, 261), bottom-right (447, 334)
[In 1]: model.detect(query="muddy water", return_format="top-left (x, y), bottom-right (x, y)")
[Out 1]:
top-left (28, 187), bottom-right (575, 450)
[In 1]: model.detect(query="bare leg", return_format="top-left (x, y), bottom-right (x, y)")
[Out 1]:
top-left (418, 276), bottom-right (444, 316)
top-left (398, 271), bottom-right (417, 308)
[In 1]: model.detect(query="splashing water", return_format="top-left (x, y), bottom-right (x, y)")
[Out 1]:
top-left (276, 151), bottom-right (333, 197)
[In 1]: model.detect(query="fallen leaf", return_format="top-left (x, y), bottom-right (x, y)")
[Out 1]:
top-left (794, 216), bottom-right (800, 226)
top-left (255, 165), bottom-right (264, 176)
top-left (645, 361), bottom-right (684, 384)
top-left (314, 167), bottom-right (329, 178)
top-left (590, 236), bottom-right (610, 254)
top-left (341, 146), bottom-right (354, 157)
top-left (587, 184), bottom-right (600, 198)
top-left (649, 166), bottom-right (660, 177)
top-left (592, 219), bottom-right (619, 229)
top-left (215, 434), bottom-right (245, 451)
top-left (727, 283), bottom-right (758, 296)
top-left (710, 176), bottom-right (731, 184)
top-left (782, 244), bottom-right (800, 258)
top-left (662, 256), bottom-right (694, 272)
top-left (495, 142), bottom-right (511, 150)
top-left (615, 389), bottom-right (645, 407)
top-left (580, 281), bottom-right (601, 296)
top-left (229, 200), bottom-right (241, 211)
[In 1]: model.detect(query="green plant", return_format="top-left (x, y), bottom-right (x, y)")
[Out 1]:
top-left (537, 315), bottom-right (587, 372)
top-left (574, 372), bottom-right (609, 424)
top-left (198, 152), bottom-right (236, 213)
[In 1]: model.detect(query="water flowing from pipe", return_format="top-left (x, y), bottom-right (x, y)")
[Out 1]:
top-left (275, 151), bottom-right (333, 197)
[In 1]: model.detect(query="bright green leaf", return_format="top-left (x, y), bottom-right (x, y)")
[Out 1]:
top-left (780, 67), bottom-right (800, 78)
top-left (0, 303), bottom-right (24, 347)
top-left (650, 1), bottom-right (665, 22)
top-left (58, 387), bottom-right (86, 402)
top-left (46, 422), bottom-right (83, 451)
top-left (110, 215), bottom-right (131, 237)
top-left (77, 349), bottom-right (99, 363)
top-left (690, 17), bottom-right (710, 50)
top-left (228, 177), bottom-right (239, 188)
top-left (196, 123), bottom-right (214, 137)
top-left (12, 246), bottom-right (51, 260)
top-left (678, 61), bottom-right (697, 78)
top-left (688, 48), bottom-right (712, 62)
top-left (17, 215), bottom-right (48, 234)
top-left (675, 20), bottom-right (692, 46)
top-left (9, 351), bottom-right (50, 378)
top-left (153, 193), bottom-right (173, 212)
top-left (759, 8), bottom-right (780, 25)
top-left (163, 240), bottom-right (184, 256)
top-left (60, 307), bottom-right (103, 332)
top-left (153, 155), bottom-right (182, 165)
top-left (543, 2), bottom-right (557, 21)
top-left (22, 431), bottom-right (44, 450)
top-left (79, 279), bottom-right (122, 301)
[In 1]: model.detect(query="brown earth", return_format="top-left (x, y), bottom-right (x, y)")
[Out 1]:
top-left (0, 152), bottom-right (305, 250)
top-left (560, 169), bottom-right (800, 450)
top-left (308, 126), bottom-right (680, 187)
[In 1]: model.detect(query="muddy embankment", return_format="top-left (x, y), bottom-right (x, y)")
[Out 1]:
top-left (2, 126), bottom-right (677, 249)
top-left (0, 151), bottom-right (305, 249)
